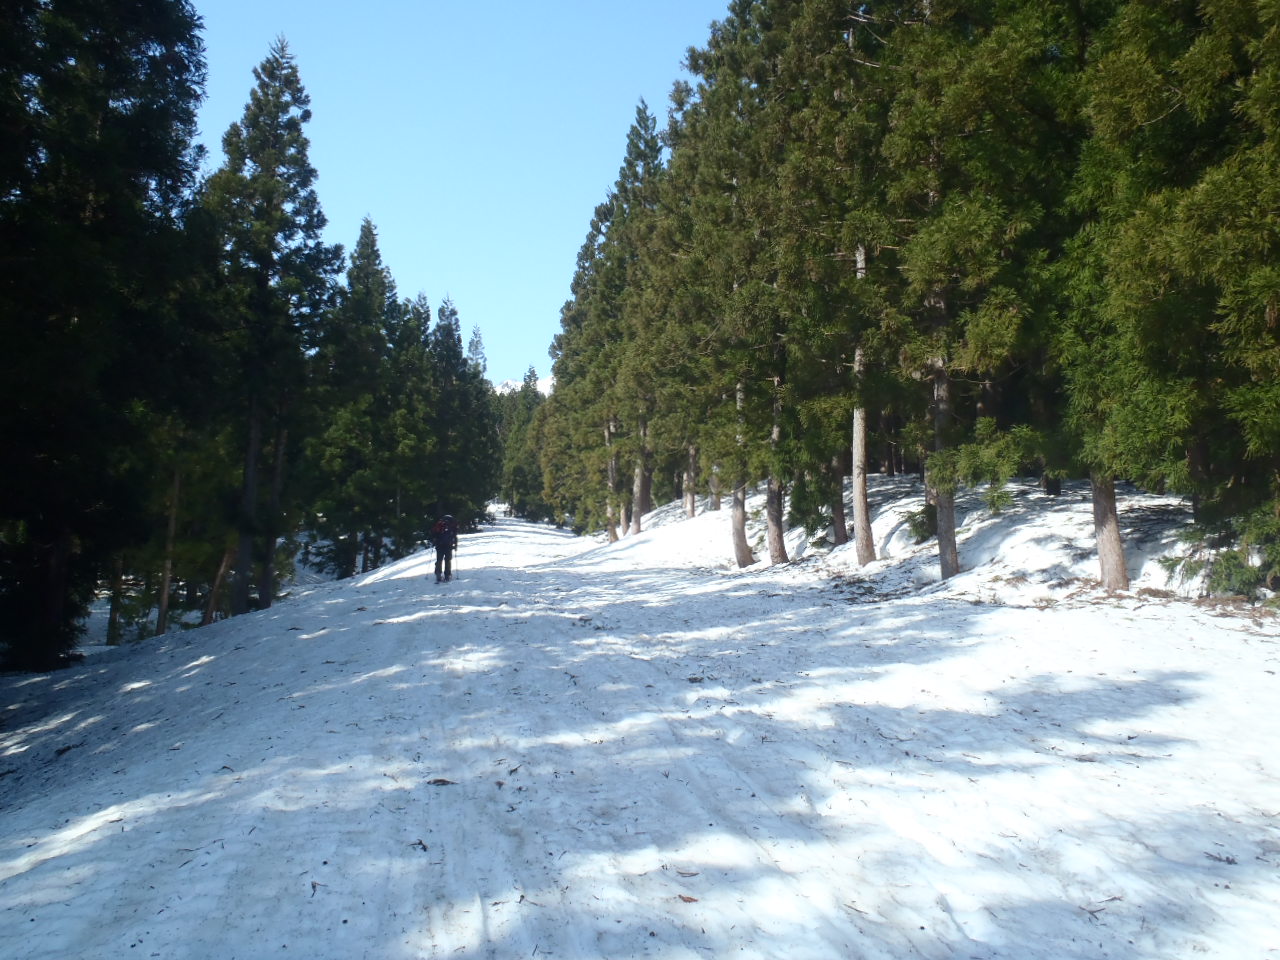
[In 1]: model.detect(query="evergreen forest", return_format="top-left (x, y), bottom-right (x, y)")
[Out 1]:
top-left (3, 0), bottom-right (1279, 670)
top-left (533, 0), bottom-right (1280, 602)
top-left (1, 5), bottom-right (498, 669)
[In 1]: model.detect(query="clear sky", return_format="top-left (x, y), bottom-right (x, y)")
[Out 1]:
top-left (194, 1), bottom-right (729, 387)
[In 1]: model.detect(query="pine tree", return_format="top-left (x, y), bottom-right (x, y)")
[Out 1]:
top-left (1064, 0), bottom-right (1279, 591)
top-left (203, 37), bottom-right (342, 613)
top-left (547, 154), bottom-right (637, 538)
top-left (426, 298), bottom-right (500, 525)
top-left (672, 0), bottom-right (806, 566)
top-left (872, 1), bottom-right (1093, 579)
top-left (609, 101), bottom-right (665, 533)
top-left (384, 293), bottom-right (443, 552)
top-left (499, 368), bottom-right (552, 520)
top-left (0, 0), bottom-right (206, 668)
top-left (303, 218), bottom-right (397, 576)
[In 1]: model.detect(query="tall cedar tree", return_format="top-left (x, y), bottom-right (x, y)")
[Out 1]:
top-left (203, 38), bottom-right (342, 614)
top-left (498, 368), bottom-right (553, 521)
top-left (0, 0), bottom-right (206, 668)
top-left (608, 102), bottom-right (665, 533)
top-left (426, 298), bottom-right (500, 526)
top-left (1064, 0), bottom-right (1280, 592)
top-left (304, 217), bottom-right (397, 577)
top-left (547, 106), bottom-right (662, 538)
top-left (873, 1), bottom-right (1090, 578)
top-left (678, 0), bottom-right (811, 566)
top-left (535, 1), bottom-right (1277, 592)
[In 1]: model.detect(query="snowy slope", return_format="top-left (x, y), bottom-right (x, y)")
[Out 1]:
top-left (493, 375), bottom-right (553, 396)
top-left (2, 479), bottom-right (1277, 960)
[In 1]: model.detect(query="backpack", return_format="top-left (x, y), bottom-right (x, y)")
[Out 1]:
top-left (432, 516), bottom-right (457, 549)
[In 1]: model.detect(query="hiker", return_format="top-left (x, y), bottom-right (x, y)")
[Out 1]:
top-left (432, 514), bottom-right (458, 583)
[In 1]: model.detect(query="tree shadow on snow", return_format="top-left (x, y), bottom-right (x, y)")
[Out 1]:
top-left (0, 523), bottom-right (1272, 960)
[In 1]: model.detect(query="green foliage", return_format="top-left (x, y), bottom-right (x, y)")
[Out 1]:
top-left (1206, 549), bottom-right (1265, 599)
top-left (1204, 505), bottom-right (1280, 600)
top-left (203, 37), bottom-right (344, 613)
top-left (12, 0), bottom-right (1280, 666)
top-left (1160, 498), bottom-right (1280, 601)
top-left (2, 19), bottom-right (506, 665)
top-left (786, 473), bottom-right (835, 541)
top-left (498, 369), bottom-right (554, 521)
top-left (907, 505), bottom-right (939, 545)
top-left (0, 0), bottom-right (206, 668)
top-left (953, 420), bottom-right (1045, 512)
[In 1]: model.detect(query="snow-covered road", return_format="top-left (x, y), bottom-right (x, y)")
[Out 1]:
top-left (2, 501), bottom-right (1278, 959)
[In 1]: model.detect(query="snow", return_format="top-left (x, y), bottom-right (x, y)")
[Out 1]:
top-left (2, 479), bottom-right (1278, 960)
top-left (493, 375), bottom-right (553, 396)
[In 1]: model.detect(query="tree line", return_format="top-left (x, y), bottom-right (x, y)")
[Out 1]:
top-left (526, 0), bottom-right (1279, 598)
top-left (1, 4), bottom-right (498, 670)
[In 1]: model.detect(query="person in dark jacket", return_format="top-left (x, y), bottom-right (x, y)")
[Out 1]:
top-left (432, 514), bottom-right (458, 582)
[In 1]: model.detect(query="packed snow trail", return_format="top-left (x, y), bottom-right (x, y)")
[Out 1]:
top-left (2, 511), bottom-right (1278, 960)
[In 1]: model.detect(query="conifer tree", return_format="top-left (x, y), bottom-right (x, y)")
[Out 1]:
top-left (548, 107), bottom-right (662, 540)
top-left (203, 37), bottom-right (342, 613)
top-left (304, 218), bottom-right (396, 576)
top-left (0, 0), bottom-right (206, 667)
top-left (874, 1), bottom-right (1091, 579)
top-left (671, 0), bottom-right (806, 566)
top-left (609, 101), bottom-right (665, 533)
top-left (499, 368), bottom-right (552, 520)
top-left (1063, 0), bottom-right (1279, 591)
top-left (383, 293), bottom-right (444, 551)
top-left (426, 299), bottom-right (500, 525)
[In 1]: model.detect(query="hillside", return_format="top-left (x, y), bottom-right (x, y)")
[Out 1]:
top-left (2, 479), bottom-right (1277, 960)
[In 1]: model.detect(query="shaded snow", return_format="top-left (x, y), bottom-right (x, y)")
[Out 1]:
top-left (2, 478), bottom-right (1278, 960)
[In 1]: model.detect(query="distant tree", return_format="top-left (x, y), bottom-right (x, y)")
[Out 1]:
top-left (500, 368), bottom-right (553, 520)
top-left (426, 298), bottom-right (501, 525)
top-left (303, 218), bottom-right (397, 576)
top-left (467, 326), bottom-right (487, 372)
top-left (383, 293), bottom-right (443, 552)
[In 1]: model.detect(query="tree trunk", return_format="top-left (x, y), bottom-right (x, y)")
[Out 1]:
top-left (765, 474), bottom-right (788, 564)
top-left (34, 528), bottom-right (72, 664)
top-left (107, 554), bottom-right (125, 645)
top-left (851, 345), bottom-right (876, 565)
top-left (257, 421), bottom-right (288, 609)
top-left (764, 369), bottom-right (789, 565)
top-left (631, 462), bottom-right (651, 534)
top-left (880, 410), bottom-right (897, 476)
top-left (630, 418), bottom-right (652, 535)
top-left (231, 399), bottom-right (262, 616)
top-left (1091, 472), bottom-right (1130, 591)
top-left (683, 445), bottom-right (698, 518)
top-left (830, 457), bottom-right (848, 547)
top-left (929, 361), bottom-right (960, 579)
top-left (709, 465), bottom-right (721, 511)
top-left (604, 420), bottom-right (619, 542)
top-left (605, 501), bottom-right (619, 543)
top-left (730, 381), bottom-right (754, 566)
top-left (203, 545), bottom-right (235, 626)
top-left (731, 483), bottom-right (755, 568)
top-left (155, 466), bottom-right (180, 636)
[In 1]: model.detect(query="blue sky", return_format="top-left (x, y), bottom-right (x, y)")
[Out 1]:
top-left (195, 1), bottom-right (729, 387)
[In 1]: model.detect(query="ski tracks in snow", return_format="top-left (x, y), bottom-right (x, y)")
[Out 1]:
top-left (2, 517), bottom-right (1278, 959)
